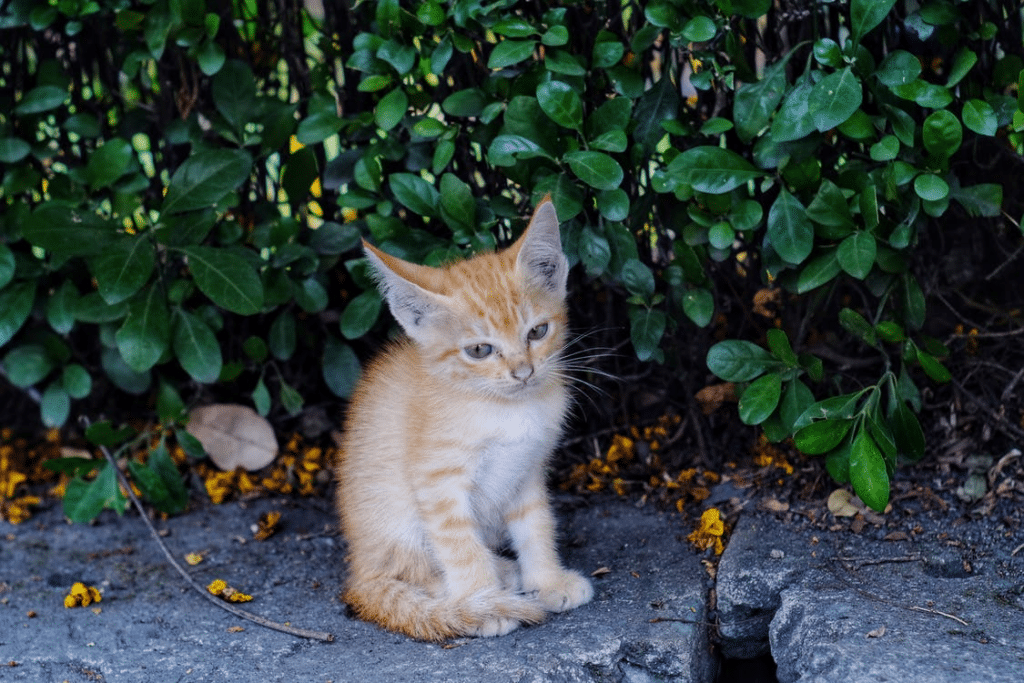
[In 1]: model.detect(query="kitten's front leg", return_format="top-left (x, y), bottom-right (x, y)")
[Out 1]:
top-left (505, 472), bottom-right (593, 613)
top-left (414, 461), bottom-right (500, 597)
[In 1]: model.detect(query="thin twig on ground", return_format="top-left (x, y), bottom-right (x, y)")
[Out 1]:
top-left (88, 423), bottom-right (334, 642)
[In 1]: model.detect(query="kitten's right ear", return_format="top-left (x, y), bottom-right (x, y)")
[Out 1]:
top-left (362, 240), bottom-right (450, 341)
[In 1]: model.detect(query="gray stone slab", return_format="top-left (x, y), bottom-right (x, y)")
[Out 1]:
top-left (717, 512), bottom-right (1024, 683)
top-left (0, 496), bottom-right (714, 683)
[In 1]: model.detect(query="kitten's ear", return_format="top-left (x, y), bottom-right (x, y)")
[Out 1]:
top-left (514, 197), bottom-right (569, 293)
top-left (362, 241), bottom-right (450, 341)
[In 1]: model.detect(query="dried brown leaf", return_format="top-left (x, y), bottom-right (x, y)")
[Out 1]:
top-left (187, 404), bottom-right (278, 472)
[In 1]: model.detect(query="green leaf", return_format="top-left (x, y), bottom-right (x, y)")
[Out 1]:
top-left (196, 39), bottom-right (225, 76)
top-left (0, 282), bottom-right (35, 348)
top-left (961, 99), bottom-right (997, 136)
top-left (597, 188), bottom-right (629, 221)
top-left (536, 81), bottom-right (583, 130)
top-left (839, 307), bottom-right (877, 345)
top-left (85, 421), bottom-right (135, 447)
top-left (578, 225), bottom-right (611, 276)
top-left (252, 377), bottom-right (271, 416)
top-left (323, 336), bottom-right (362, 399)
top-left (805, 179), bottom-right (854, 232)
top-left (946, 48), bottom-right (977, 88)
top-left (14, 85), bottom-right (68, 115)
top-left (64, 462), bottom-right (125, 523)
top-left (850, 428), bottom-right (890, 512)
top-left (564, 151), bottom-right (623, 191)
top-left (794, 418), bottom-right (853, 455)
top-left (442, 88), bottom-right (486, 117)
top-left (766, 328), bottom-right (798, 366)
top-left (487, 134), bottom-right (551, 166)
top-left (767, 189), bottom-right (814, 265)
top-left (487, 40), bottom-right (536, 69)
top-left (173, 310), bottom-right (223, 384)
top-left (62, 364), bottom-right (92, 399)
top-left (896, 274), bottom-right (926, 330)
top-left (145, 441), bottom-right (188, 512)
top-left (340, 289), bottom-right (382, 340)
top-left (89, 236), bottom-right (155, 305)
top-left (771, 81), bottom-right (815, 143)
top-left (162, 149), bottom-right (253, 215)
top-left (0, 137), bottom-right (31, 163)
top-left (708, 222), bottom-right (735, 250)
top-left (292, 276), bottom-right (328, 313)
top-left (439, 173), bottom-right (476, 232)
top-left (875, 50), bottom-right (921, 87)
top-left (115, 284), bottom-right (170, 372)
top-left (0, 245), bottom-right (14, 290)
top-left (682, 16), bottom-right (717, 42)
top-left (813, 38), bottom-right (842, 68)
top-left (628, 306), bottom-right (666, 362)
top-left (706, 340), bottom-right (779, 382)
top-left (634, 74), bottom-right (680, 151)
top-left (922, 110), bottom-right (962, 157)
top-left (682, 288), bottom-right (714, 327)
top-left (869, 134), bottom-right (900, 162)
top-left (913, 174), bottom-right (949, 202)
top-left (809, 67), bottom-right (863, 132)
top-left (279, 379), bottom-right (304, 416)
top-left (837, 232), bottom-right (877, 279)
top-left (100, 350), bottom-right (149, 393)
top-left (796, 248), bottom-right (842, 293)
top-left (310, 221), bottom-right (362, 255)
top-left (86, 138), bottom-right (134, 190)
top-left (951, 183), bottom-right (1002, 218)
top-left (296, 112), bottom-right (344, 144)
top-left (666, 146), bottom-right (762, 194)
top-left (23, 205), bottom-right (117, 257)
top-left (779, 379), bottom-right (816, 434)
top-left (738, 373), bottom-right (783, 425)
top-left (269, 311), bottom-right (296, 360)
top-left (917, 351), bottom-right (951, 383)
top-left (850, 0), bottom-right (896, 44)
top-left (390, 172), bottom-right (440, 217)
top-left (590, 129), bottom-right (628, 153)
top-left (734, 57), bottom-right (788, 142)
top-left (180, 246), bottom-right (263, 315)
top-left (3, 344), bottom-right (54, 387)
top-left (890, 401), bottom-right (925, 461)
top-left (620, 259), bottom-right (655, 299)
top-left (212, 59), bottom-right (257, 131)
top-left (374, 87), bottom-right (408, 132)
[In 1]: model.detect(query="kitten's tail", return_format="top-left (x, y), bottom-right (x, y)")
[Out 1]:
top-left (343, 578), bottom-right (546, 641)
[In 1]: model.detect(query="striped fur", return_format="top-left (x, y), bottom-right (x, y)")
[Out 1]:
top-left (336, 198), bottom-right (593, 641)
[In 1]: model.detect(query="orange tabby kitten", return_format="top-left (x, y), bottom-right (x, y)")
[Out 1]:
top-left (336, 197), bottom-right (593, 641)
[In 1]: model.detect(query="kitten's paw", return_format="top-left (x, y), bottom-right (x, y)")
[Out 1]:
top-left (470, 615), bottom-right (522, 638)
top-left (532, 569), bottom-right (594, 613)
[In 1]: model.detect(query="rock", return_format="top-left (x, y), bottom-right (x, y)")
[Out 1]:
top-left (717, 512), bottom-right (1024, 683)
top-left (0, 496), bottom-right (716, 683)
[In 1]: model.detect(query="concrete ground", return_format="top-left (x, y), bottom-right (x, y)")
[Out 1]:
top-left (2, 487), bottom-right (1022, 682)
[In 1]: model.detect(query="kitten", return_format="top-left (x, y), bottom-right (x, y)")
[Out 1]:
top-left (335, 197), bottom-right (593, 641)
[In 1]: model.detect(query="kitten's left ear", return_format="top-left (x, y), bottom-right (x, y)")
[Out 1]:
top-left (514, 197), bottom-right (569, 293)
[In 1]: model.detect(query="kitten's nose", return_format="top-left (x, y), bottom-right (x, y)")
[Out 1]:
top-left (511, 363), bottom-right (534, 382)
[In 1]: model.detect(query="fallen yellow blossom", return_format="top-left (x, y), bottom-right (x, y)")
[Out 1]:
top-left (64, 582), bottom-right (102, 608)
top-left (207, 579), bottom-right (253, 603)
top-left (687, 508), bottom-right (726, 555)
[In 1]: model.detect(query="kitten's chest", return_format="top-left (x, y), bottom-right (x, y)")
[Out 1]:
top-left (463, 396), bottom-right (564, 502)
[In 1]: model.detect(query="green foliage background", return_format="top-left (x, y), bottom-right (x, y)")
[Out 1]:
top-left (1, 0), bottom-right (1022, 517)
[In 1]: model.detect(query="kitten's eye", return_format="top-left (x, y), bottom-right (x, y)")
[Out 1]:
top-left (465, 343), bottom-right (493, 359)
top-left (527, 323), bottom-right (549, 342)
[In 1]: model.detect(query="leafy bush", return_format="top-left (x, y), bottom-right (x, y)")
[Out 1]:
top-left (0, 0), bottom-right (1021, 518)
